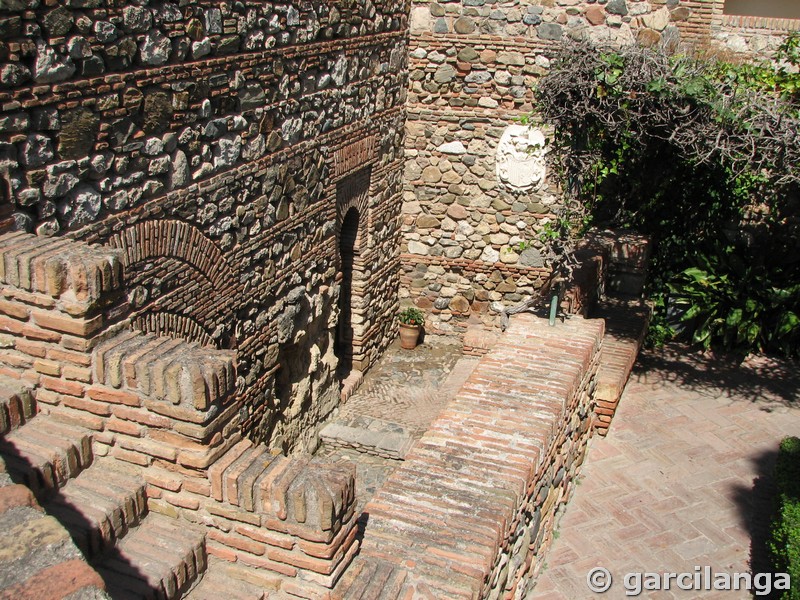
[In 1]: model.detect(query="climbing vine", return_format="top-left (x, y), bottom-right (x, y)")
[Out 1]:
top-left (533, 37), bottom-right (800, 358)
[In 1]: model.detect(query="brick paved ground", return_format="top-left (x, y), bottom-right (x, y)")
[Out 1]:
top-left (338, 337), bottom-right (469, 434)
top-left (318, 336), bottom-right (480, 507)
top-left (533, 345), bottom-right (800, 599)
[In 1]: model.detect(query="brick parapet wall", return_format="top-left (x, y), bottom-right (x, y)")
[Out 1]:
top-left (334, 314), bottom-right (604, 599)
top-left (143, 441), bottom-right (359, 592)
top-left (0, 232), bottom-right (128, 392)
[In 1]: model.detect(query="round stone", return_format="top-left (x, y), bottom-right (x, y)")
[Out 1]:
top-left (454, 17), bottom-right (476, 34)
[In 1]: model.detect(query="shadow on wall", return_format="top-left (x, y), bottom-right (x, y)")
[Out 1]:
top-left (632, 345), bottom-right (798, 407)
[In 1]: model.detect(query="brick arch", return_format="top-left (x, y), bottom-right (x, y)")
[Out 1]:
top-left (335, 168), bottom-right (371, 374)
top-left (335, 167), bottom-right (371, 252)
top-left (108, 220), bottom-right (235, 292)
top-left (108, 219), bottom-right (238, 348)
top-left (133, 312), bottom-right (216, 348)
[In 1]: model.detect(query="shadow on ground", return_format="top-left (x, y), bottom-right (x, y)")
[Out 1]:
top-left (727, 447), bottom-right (786, 599)
top-left (634, 344), bottom-right (799, 407)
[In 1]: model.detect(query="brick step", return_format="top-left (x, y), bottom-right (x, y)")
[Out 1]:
top-left (319, 416), bottom-right (414, 460)
top-left (0, 415), bottom-right (92, 499)
top-left (44, 458), bottom-right (147, 560)
top-left (183, 558), bottom-right (276, 600)
top-left (94, 513), bottom-right (207, 600)
top-left (333, 557), bottom-right (408, 600)
top-left (92, 330), bottom-right (236, 418)
top-left (0, 476), bottom-right (110, 599)
top-left (0, 376), bottom-right (36, 436)
top-left (208, 439), bottom-right (357, 532)
top-left (591, 296), bottom-right (652, 436)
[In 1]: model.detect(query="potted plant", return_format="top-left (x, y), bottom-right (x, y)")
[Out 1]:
top-left (398, 307), bottom-right (425, 350)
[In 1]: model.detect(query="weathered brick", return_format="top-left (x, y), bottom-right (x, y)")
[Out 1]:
top-left (39, 375), bottom-right (85, 397)
top-left (106, 417), bottom-right (144, 437)
top-left (0, 559), bottom-right (106, 599)
top-left (208, 529), bottom-right (266, 556)
top-left (0, 315), bottom-right (24, 335)
top-left (235, 523), bottom-right (294, 550)
top-left (62, 394), bottom-right (110, 417)
top-left (31, 310), bottom-right (104, 338)
top-left (0, 299), bottom-right (29, 320)
top-left (87, 386), bottom-right (141, 407)
top-left (61, 364), bottom-right (92, 382)
top-left (0, 484), bottom-right (40, 514)
top-left (111, 405), bottom-right (171, 429)
top-left (117, 437), bottom-right (178, 462)
top-left (47, 346), bottom-right (92, 367)
top-left (33, 358), bottom-right (61, 376)
top-left (21, 324), bottom-right (61, 342)
top-left (163, 491), bottom-right (200, 510)
top-left (208, 439), bottom-right (252, 502)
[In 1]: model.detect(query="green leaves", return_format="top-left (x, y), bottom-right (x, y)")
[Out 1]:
top-left (534, 38), bottom-right (800, 358)
top-left (770, 437), bottom-right (800, 600)
top-left (666, 248), bottom-right (800, 357)
top-left (398, 307), bottom-right (425, 327)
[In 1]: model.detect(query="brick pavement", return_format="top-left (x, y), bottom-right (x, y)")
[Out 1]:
top-left (320, 337), bottom-right (479, 460)
top-left (533, 346), bottom-right (800, 599)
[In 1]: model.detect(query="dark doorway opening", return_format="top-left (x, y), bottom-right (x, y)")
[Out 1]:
top-left (336, 207), bottom-right (359, 378)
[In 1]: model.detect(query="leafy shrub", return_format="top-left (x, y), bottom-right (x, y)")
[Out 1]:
top-left (666, 247), bottom-right (800, 358)
top-left (534, 36), bottom-right (800, 357)
top-left (398, 307), bottom-right (425, 327)
top-left (770, 436), bottom-right (800, 599)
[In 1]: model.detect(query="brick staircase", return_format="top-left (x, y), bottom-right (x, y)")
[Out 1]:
top-left (0, 359), bottom-right (354, 599)
top-left (0, 376), bottom-right (206, 598)
top-left (0, 475), bottom-right (109, 600)
top-left (0, 232), bottom-right (360, 599)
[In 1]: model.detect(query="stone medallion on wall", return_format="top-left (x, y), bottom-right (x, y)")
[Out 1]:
top-left (495, 125), bottom-right (548, 193)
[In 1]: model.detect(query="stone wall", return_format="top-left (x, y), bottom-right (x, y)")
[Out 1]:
top-left (0, 0), bottom-right (410, 452)
top-left (400, 0), bottom-right (799, 335)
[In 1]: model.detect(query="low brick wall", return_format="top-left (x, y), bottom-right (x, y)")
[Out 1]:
top-left (335, 313), bottom-right (604, 599)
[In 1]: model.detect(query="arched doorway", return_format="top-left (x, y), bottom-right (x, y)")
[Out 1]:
top-left (336, 207), bottom-right (359, 378)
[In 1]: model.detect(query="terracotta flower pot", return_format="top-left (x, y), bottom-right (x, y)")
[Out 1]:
top-left (398, 323), bottom-right (421, 349)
